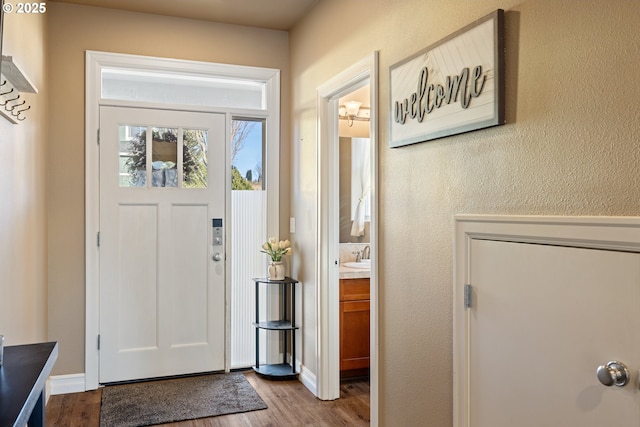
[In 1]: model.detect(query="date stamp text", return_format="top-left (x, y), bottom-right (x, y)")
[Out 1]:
top-left (2, 2), bottom-right (47, 14)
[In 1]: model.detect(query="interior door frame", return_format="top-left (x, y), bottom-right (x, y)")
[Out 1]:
top-left (316, 52), bottom-right (379, 424)
top-left (454, 214), bottom-right (640, 427)
top-left (85, 51), bottom-right (280, 391)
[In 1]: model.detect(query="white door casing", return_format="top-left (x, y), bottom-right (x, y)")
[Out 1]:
top-left (99, 106), bottom-right (225, 383)
top-left (316, 52), bottom-right (379, 422)
top-left (454, 215), bottom-right (640, 427)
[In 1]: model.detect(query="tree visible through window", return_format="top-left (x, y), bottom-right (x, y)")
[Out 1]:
top-left (123, 127), bottom-right (208, 188)
top-left (231, 118), bottom-right (264, 190)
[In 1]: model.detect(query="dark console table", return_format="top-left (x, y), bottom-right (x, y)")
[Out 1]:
top-left (252, 277), bottom-right (299, 379)
top-left (0, 342), bottom-right (58, 427)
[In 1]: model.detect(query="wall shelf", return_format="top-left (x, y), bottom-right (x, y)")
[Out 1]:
top-left (0, 55), bottom-right (37, 124)
top-left (1, 56), bottom-right (37, 93)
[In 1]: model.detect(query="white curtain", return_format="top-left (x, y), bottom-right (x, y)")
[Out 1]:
top-left (350, 138), bottom-right (371, 237)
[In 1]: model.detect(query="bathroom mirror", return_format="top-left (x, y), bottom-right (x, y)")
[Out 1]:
top-left (338, 85), bottom-right (371, 243)
top-left (339, 137), bottom-right (371, 243)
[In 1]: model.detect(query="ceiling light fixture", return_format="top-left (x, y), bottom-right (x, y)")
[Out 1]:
top-left (339, 100), bottom-right (370, 127)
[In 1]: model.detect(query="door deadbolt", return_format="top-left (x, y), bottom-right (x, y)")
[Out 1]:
top-left (212, 252), bottom-right (222, 262)
top-left (596, 361), bottom-right (630, 387)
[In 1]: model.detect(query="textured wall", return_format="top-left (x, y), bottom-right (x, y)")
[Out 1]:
top-left (290, 0), bottom-right (640, 425)
top-left (0, 9), bottom-right (47, 346)
top-left (46, 2), bottom-right (290, 375)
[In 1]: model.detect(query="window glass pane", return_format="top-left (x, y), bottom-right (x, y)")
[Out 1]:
top-left (102, 68), bottom-right (265, 110)
top-left (119, 125), bottom-right (146, 187)
top-left (151, 127), bottom-right (178, 188)
top-left (183, 129), bottom-right (208, 188)
top-left (231, 119), bottom-right (264, 191)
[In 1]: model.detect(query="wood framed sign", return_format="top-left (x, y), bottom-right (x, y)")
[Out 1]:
top-left (389, 9), bottom-right (505, 148)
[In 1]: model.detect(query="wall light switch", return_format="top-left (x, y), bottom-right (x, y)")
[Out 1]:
top-left (290, 217), bottom-right (296, 233)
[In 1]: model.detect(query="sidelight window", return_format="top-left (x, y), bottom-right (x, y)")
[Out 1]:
top-left (231, 118), bottom-right (265, 191)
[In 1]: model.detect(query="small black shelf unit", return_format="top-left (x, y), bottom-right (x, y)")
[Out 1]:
top-left (252, 276), bottom-right (299, 379)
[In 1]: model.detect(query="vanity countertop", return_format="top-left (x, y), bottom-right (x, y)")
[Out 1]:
top-left (339, 264), bottom-right (371, 279)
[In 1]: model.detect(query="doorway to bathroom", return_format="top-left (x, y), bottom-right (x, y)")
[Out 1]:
top-left (316, 52), bottom-right (379, 421)
top-left (337, 85), bottom-right (372, 381)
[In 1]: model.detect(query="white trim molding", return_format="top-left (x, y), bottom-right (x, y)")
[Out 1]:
top-left (299, 364), bottom-right (318, 397)
top-left (49, 373), bottom-right (87, 395)
top-left (316, 52), bottom-right (379, 425)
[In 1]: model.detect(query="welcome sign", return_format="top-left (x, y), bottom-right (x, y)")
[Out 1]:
top-left (389, 9), bottom-right (505, 147)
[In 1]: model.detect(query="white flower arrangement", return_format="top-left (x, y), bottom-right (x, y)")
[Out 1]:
top-left (261, 237), bottom-right (292, 262)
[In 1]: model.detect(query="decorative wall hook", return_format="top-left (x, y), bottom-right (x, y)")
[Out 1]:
top-left (7, 99), bottom-right (26, 111)
top-left (3, 93), bottom-right (20, 106)
top-left (12, 104), bottom-right (30, 116)
top-left (0, 71), bottom-right (33, 123)
top-left (13, 105), bottom-right (30, 121)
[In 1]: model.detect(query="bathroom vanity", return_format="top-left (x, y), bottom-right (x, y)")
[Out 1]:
top-left (339, 277), bottom-right (370, 378)
top-left (338, 243), bottom-right (371, 378)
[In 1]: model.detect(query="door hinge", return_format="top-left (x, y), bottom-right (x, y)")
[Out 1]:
top-left (97, 128), bottom-right (100, 145)
top-left (97, 232), bottom-right (101, 247)
top-left (464, 284), bottom-right (472, 309)
top-left (97, 334), bottom-right (101, 350)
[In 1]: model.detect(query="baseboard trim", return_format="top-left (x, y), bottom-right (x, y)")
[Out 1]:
top-left (299, 364), bottom-right (317, 397)
top-left (48, 367), bottom-right (314, 397)
top-left (49, 373), bottom-right (86, 395)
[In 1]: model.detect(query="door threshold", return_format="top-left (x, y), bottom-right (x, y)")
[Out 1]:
top-left (100, 370), bottom-right (226, 387)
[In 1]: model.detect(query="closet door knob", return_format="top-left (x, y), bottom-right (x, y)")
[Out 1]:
top-left (596, 361), bottom-right (630, 387)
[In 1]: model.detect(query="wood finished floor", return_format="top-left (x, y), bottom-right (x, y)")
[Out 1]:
top-left (46, 371), bottom-right (370, 426)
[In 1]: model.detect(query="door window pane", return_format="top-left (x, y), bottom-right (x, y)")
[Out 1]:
top-left (151, 127), bottom-right (178, 188)
top-left (183, 129), bottom-right (208, 188)
top-left (231, 119), bottom-right (264, 190)
top-left (119, 125), bottom-right (146, 187)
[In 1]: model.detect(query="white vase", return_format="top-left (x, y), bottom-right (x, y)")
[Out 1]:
top-left (268, 261), bottom-right (285, 280)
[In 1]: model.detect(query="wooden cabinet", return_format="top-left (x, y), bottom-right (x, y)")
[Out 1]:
top-left (339, 278), bottom-right (370, 378)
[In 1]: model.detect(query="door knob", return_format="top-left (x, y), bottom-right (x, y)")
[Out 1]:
top-left (596, 361), bottom-right (630, 387)
top-left (212, 252), bottom-right (222, 262)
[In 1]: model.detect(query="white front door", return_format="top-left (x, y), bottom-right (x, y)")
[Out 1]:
top-left (98, 106), bottom-right (226, 383)
top-left (460, 237), bottom-right (640, 426)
